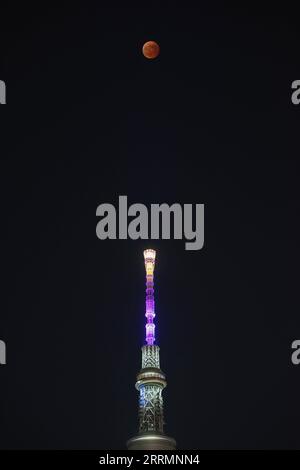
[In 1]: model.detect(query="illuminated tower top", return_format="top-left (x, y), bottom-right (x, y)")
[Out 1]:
top-left (144, 249), bottom-right (156, 346)
top-left (127, 249), bottom-right (176, 450)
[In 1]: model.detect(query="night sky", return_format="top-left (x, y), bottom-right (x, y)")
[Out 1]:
top-left (1, 6), bottom-right (300, 450)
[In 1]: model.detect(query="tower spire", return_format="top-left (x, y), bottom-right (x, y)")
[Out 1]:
top-left (127, 249), bottom-right (176, 451)
top-left (144, 249), bottom-right (156, 345)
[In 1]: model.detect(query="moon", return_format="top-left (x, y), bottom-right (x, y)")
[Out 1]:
top-left (142, 41), bottom-right (160, 59)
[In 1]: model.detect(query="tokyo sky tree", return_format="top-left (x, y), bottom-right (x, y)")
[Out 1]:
top-left (127, 249), bottom-right (176, 450)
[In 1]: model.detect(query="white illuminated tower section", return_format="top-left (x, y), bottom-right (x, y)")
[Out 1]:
top-left (127, 249), bottom-right (176, 450)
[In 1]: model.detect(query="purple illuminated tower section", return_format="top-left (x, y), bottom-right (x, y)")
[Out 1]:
top-left (144, 249), bottom-right (156, 346)
top-left (127, 249), bottom-right (176, 450)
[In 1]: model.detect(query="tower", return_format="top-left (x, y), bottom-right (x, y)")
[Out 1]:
top-left (127, 249), bottom-right (176, 450)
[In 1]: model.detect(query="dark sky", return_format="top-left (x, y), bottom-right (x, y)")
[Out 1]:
top-left (0, 6), bottom-right (300, 450)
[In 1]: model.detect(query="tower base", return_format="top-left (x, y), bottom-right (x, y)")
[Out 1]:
top-left (127, 433), bottom-right (176, 450)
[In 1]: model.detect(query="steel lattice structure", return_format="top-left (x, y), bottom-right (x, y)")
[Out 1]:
top-left (127, 249), bottom-right (176, 450)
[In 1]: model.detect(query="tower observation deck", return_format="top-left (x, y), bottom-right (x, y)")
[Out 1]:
top-left (127, 249), bottom-right (176, 451)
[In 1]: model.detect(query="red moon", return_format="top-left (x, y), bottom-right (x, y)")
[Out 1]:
top-left (142, 41), bottom-right (160, 59)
